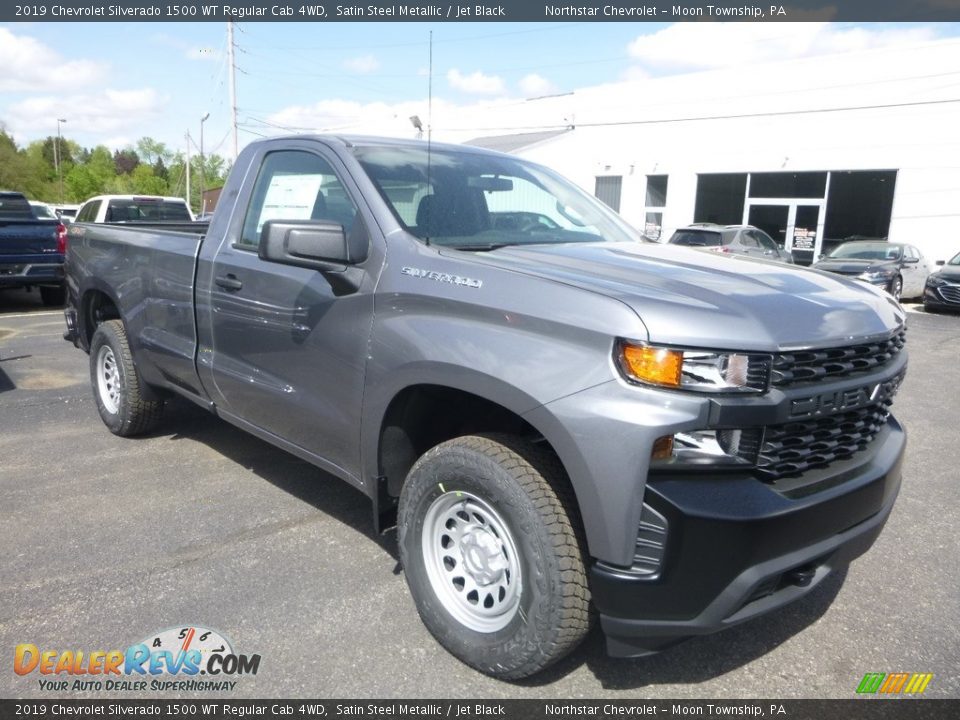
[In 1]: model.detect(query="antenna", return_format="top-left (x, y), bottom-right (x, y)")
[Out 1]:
top-left (425, 30), bottom-right (433, 247)
top-left (227, 21), bottom-right (239, 159)
top-left (427, 30), bottom-right (433, 144)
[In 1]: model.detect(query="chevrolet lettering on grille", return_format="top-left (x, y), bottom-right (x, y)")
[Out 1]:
top-left (789, 372), bottom-right (904, 420)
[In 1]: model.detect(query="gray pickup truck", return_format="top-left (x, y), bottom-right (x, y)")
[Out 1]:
top-left (64, 135), bottom-right (907, 679)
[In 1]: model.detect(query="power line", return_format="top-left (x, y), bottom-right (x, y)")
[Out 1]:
top-left (439, 97), bottom-right (960, 133)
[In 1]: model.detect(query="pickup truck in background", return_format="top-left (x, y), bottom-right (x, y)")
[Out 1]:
top-left (64, 135), bottom-right (907, 679)
top-left (1, 190), bottom-right (68, 306)
top-left (73, 194), bottom-right (194, 224)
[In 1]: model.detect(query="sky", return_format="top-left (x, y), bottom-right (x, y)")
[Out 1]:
top-left (2, 20), bottom-right (959, 160)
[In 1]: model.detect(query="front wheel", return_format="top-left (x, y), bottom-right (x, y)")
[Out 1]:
top-left (398, 435), bottom-right (591, 679)
top-left (889, 275), bottom-right (903, 301)
top-left (89, 319), bottom-right (164, 436)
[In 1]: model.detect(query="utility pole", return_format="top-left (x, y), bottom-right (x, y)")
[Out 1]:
top-left (200, 113), bottom-right (209, 216)
top-left (185, 131), bottom-right (192, 211)
top-left (227, 21), bottom-right (238, 160)
top-left (56, 118), bottom-right (67, 204)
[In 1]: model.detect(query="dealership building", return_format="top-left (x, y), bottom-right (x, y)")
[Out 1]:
top-left (442, 35), bottom-right (959, 265)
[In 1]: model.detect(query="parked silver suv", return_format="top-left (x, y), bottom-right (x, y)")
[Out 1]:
top-left (668, 223), bottom-right (794, 264)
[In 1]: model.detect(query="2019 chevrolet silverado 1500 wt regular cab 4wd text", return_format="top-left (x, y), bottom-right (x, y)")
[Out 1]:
top-left (64, 136), bottom-right (907, 679)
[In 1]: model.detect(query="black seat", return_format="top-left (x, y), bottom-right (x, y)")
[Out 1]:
top-left (415, 189), bottom-right (489, 237)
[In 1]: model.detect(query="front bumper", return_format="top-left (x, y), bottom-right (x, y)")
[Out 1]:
top-left (924, 284), bottom-right (960, 310)
top-left (591, 417), bottom-right (905, 657)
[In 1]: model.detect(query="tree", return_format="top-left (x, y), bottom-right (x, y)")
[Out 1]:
top-left (114, 149), bottom-right (140, 176)
top-left (65, 145), bottom-right (116, 202)
top-left (135, 137), bottom-right (170, 166)
top-left (130, 164), bottom-right (168, 195)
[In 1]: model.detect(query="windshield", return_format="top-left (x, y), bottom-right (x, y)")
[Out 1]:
top-left (948, 252), bottom-right (960, 267)
top-left (828, 242), bottom-right (902, 261)
top-left (353, 145), bottom-right (642, 249)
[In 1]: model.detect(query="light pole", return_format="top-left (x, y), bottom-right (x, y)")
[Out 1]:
top-left (56, 118), bottom-right (67, 204)
top-left (199, 112), bottom-right (210, 215)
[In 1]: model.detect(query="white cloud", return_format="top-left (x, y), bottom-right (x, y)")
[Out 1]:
top-left (343, 55), bottom-right (380, 74)
top-left (446, 68), bottom-right (505, 95)
top-left (7, 89), bottom-right (167, 143)
top-left (627, 22), bottom-right (938, 73)
top-left (519, 73), bottom-right (557, 97)
top-left (0, 27), bottom-right (106, 92)
top-left (152, 32), bottom-right (221, 62)
top-left (620, 66), bottom-right (652, 82)
top-left (265, 98), bottom-right (437, 135)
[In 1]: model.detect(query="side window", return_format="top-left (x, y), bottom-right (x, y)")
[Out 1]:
top-left (738, 232), bottom-right (760, 248)
top-left (754, 231), bottom-right (778, 252)
top-left (238, 150), bottom-right (357, 251)
top-left (906, 246), bottom-right (919, 260)
top-left (76, 201), bottom-right (100, 223)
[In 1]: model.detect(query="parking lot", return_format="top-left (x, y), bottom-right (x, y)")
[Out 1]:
top-left (1, 287), bottom-right (958, 700)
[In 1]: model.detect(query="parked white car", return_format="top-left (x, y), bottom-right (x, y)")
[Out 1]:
top-left (74, 195), bottom-right (194, 224)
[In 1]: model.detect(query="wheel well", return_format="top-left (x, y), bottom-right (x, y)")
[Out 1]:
top-left (81, 290), bottom-right (121, 347)
top-left (378, 385), bottom-right (545, 498)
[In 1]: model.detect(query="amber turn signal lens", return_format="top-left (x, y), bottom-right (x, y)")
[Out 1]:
top-left (621, 345), bottom-right (683, 387)
top-left (651, 435), bottom-right (675, 461)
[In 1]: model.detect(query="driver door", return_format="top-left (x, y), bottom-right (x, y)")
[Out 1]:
top-left (197, 146), bottom-right (380, 477)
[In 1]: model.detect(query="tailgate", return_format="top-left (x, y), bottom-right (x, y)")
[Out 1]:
top-left (0, 220), bottom-right (60, 256)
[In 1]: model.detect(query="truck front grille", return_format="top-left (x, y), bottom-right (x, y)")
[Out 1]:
top-left (769, 328), bottom-right (905, 388)
top-left (755, 399), bottom-right (893, 480)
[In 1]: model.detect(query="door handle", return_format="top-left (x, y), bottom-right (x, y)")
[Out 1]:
top-left (215, 274), bottom-right (243, 291)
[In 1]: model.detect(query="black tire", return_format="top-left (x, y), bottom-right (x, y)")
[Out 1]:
top-left (889, 275), bottom-right (903, 301)
top-left (398, 434), bottom-right (591, 680)
top-left (89, 319), bottom-right (164, 436)
top-left (40, 284), bottom-right (66, 307)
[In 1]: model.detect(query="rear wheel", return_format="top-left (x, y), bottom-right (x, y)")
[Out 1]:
top-left (89, 319), bottom-right (164, 436)
top-left (398, 434), bottom-right (591, 679)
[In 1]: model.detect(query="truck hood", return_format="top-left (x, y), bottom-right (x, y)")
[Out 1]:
top-left (454, 242), bottom-right (905, 351)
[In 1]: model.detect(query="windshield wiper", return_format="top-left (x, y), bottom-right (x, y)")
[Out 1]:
top-left (449, 242), bottom-right (519, 252)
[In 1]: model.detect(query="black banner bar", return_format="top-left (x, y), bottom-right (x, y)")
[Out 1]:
top-left (4, 0), bottom-right (960, 23)
top-left (1, 699), bottom-right (958, 720)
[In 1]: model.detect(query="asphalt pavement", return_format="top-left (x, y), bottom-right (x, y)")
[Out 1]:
top-left (1, 286), bottom-right (958, 700)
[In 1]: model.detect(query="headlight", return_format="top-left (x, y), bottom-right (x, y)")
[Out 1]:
top-left (858, 270), bottom-right (894, 282)
top-left (926, 274), bottom-right (947, 287)
top-left (617, 342), bottom-right (770, 393)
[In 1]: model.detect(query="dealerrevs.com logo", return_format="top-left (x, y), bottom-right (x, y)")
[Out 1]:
top-left (14, 626), bottom-right (260, 692)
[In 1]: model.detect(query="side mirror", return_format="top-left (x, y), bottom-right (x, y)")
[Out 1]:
top-left (259, 220), bottom-right (353, 269)
top-left (937, 260), bottom-right (946, 266)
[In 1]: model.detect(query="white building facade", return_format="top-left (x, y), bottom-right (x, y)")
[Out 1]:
top-left (445, 36), bottom-right (960, 265)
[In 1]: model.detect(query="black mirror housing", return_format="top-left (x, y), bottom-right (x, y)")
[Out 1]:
top-left (259, 220), bottom-right (352, 269)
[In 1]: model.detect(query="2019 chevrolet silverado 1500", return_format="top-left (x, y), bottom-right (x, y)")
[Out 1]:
top-left (1, 190), bottom-right (68, 305)
top-left (64, 135), bottom-right (907, 679)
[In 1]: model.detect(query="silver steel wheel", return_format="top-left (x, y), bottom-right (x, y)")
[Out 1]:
top-left (96, 345), bottom-right (121, 414)
top-left (421, 491), bottom-right (523, 633)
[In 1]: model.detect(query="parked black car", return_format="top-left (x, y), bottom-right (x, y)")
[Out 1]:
top-left (812, 241), bottom-right (933, 300)
top-left (667, 224), bottom-right (794, 264)
top-left (923, 251), bottom-right (960, 312)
